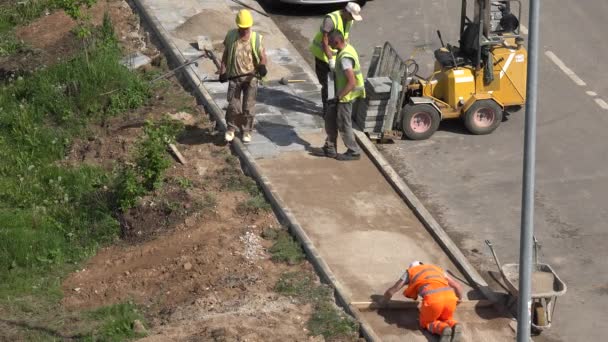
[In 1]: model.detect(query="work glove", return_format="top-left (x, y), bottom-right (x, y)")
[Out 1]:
top-left (328, 58), bottom-right (336, 71)
top-left (219, 73), bottom-right (228, 83)
top-left (256, 64), bottom-right (268, 78)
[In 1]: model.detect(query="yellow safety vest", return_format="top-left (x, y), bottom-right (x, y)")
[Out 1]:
top-left (225, 29), bottom-right (262, 77)
top-left (309, 11), bottom-right (352, 63)
top-left (335, 44), bottom-right (365, 103)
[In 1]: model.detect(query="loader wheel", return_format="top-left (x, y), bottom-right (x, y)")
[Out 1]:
top-left (401, 104), bottom-right (441, 140)
top-left (464, 100), bottom-right (503, 135)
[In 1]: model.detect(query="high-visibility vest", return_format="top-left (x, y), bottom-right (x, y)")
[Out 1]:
top-left (225, 29), bottom-right (262, 77)
top-left (403, 264), bottom-right (455, 300)
top-left (335, 44), bottom-right (365, 103)
top-left (309, 10), bottom-right (352, 63)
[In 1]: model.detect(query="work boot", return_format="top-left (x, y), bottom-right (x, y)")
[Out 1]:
top-left (225, 129), bottom-right (235, 142)
top-left (336, 149), bottom-right (361, 161)
top-left (310, 146), bottom-right (337, 158)
top-left (242, 132), bottom-right (252, 143)
top-left (451, 323), bottom-right (463, 342)
top-left (439, 327), bottom-right (453, 342)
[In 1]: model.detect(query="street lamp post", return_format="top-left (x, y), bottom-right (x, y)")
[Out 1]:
top-left (517, 0), bottom-right (541, 341)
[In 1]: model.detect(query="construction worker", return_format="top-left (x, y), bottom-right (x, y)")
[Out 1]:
top-left (219, 9), bottom-right (268, 143)
top-left (383, 261), bottom-right (464, 342)
top-left (312, 30), bottom-right (364, 161)
top-left (309, 2), bottom-right (362, 115)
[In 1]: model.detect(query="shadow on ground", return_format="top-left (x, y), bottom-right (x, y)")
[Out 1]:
top-left (256, 121), bottom-right (311, 149)
top-left (258, 86), bottom-right (321, 115)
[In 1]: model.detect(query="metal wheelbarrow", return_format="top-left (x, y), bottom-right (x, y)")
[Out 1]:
top-left (485, 238), bottom-right (567, 333)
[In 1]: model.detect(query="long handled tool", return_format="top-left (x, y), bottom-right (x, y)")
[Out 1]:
top-left (278, 77), bottom-right (306, 85)
top-left (150, 54), bottom-right (208, 83)
top-left (203, 72), bottom-right (256, 82)
top-left (230, 0), bottom-right (269, 17)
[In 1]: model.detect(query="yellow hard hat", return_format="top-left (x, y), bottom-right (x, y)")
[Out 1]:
top-left (236, 9), bottom-right (253, 28)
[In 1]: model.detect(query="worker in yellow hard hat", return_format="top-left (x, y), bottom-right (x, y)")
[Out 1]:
top-left (219, 9), bottom-right (268, 143)
top-left (309, 2), bottom-right (362, 116)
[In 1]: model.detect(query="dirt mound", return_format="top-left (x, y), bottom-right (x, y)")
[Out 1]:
top-left (173, 9), bottom-right (234, 45)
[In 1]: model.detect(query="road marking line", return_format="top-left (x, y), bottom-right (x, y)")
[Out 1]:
top-left (545, 51), bottom-right (587, 86)
top-left (595, 99), bottom-right (608, 110)
top-left (520, 24), bottom-right (528, 35)
top-left (586, 91), bottom-right (598, 97)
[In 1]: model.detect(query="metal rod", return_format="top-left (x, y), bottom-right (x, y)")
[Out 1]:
top-left (517, 0), bottom-right (541, 340)
top-left (230, 0), bottom-right (269, 17)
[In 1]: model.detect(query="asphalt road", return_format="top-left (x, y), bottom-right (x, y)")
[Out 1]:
top-left (262, 1), bottom-right (608, 341)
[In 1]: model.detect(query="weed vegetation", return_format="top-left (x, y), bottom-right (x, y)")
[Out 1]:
top-left (0, 15), bottom-right (148, 302)
top-left (269, 230), bottom-right (305, 265)
top-left (275, 272), bottom-right (359, 339)
top-left (84, 302), bottom-right (146, 341)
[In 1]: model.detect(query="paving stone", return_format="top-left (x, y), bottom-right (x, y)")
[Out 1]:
top-left (120, 52), bottom-right (152, 70)
top-left (256, 114), bottom-right (289, 127)
top-left (246, 142), bottom-right (279, 159)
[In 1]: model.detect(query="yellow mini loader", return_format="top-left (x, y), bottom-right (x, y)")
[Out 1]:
top-left (360, 0), bottom-right (527, 140)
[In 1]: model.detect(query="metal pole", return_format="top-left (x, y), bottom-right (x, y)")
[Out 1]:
top-left (517, 0), bottom-right (540, 340)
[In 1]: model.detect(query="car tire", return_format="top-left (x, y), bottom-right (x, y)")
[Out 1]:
top-left (401, 103), bottom-right (441, 140)
top-left (463, 99), bottom-right (503, 135)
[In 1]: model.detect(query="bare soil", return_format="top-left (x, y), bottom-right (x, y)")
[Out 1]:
top-left (1, 0), bottom-right (148, 76)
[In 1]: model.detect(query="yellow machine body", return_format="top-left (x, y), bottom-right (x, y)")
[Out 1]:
top-left (420, 38), bottom-right (527, 119)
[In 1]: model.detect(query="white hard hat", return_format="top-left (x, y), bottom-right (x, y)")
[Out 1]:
top-left (408, 260), bottom-right (422, 269)
top-left (345, 2), bottom-right (363, 21)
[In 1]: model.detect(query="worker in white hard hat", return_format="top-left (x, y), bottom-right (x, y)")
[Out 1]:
top-left (219, 9), bottom-right (268, 143)
top-left (309, 2), bottom-right (363, 116)
top-left (383, 261), bottom-right (465, 342)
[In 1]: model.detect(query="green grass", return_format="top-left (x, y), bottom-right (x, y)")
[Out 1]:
top-left (221, 168), bottom-right (258, 194)
top-left (275, 272), bottom-right (359, 340)
top-left (237, 194), bottom-right (272, 214)
top-left (0, 0), bottom-right (56, 33)
top-left (269, 230), bottom-right (304, 265)
top-left (0, 18), bottom-right (149, 300)
top-left (83, 302), bottom-right (147, 341)
top-left (0, 32), bottom-right (25, 57)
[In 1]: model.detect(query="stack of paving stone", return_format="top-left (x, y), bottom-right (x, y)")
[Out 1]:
top-left (354, 77), bottom-right (395, 136)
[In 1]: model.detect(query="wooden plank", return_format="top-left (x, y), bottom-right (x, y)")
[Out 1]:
top-left (351, 299), bottom-right (494, 311)
top-left (168, 143), bottom-right (187, 165)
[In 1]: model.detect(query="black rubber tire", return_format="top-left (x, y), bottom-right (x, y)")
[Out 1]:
top-left (401, 103), bottom-right (441, 140)
top-left (463, 99), bottom-right (503, 135)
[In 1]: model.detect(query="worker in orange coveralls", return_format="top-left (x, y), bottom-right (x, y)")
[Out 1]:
top-left (383, 261), bottom-right (464, 342)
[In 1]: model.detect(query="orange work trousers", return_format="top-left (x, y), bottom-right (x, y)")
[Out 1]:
top-left (419, 291), bottom-right (458, 335)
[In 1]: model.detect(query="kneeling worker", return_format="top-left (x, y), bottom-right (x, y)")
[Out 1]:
top-left (383, 261), bottom-right (464, 342)
top-left (219, 9), bottom-right (268, 143)
top-left (312, 30), bottom-right (364, 161)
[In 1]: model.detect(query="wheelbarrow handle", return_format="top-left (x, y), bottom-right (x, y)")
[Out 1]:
top-left (485, 239), bottom-right (503, 273)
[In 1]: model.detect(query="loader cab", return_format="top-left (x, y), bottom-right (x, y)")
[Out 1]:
top-left (436, 0), bottom-right (524, 69)
top-left (458, 0), bottom-right (524, 68)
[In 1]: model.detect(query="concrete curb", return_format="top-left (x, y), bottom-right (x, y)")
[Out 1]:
top-left (130, 0), bottom-right (381, 340)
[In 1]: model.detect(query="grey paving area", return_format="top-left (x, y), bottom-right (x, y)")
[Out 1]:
top-left (266, 1), bottom-right (608, 341)
top-left (136, 0), bottom-right (518, 339)
top-left (146, 0), bottom-right (325, 159)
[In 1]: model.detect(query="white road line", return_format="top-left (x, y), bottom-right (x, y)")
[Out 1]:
top-left (545, 51), bottom-right (587, 86)
top-left (586, 91), bottom-right (598, 97)
top-left (595, 99), bottom-right (608, 110)
top-left (520, 24), bottom-right (528, 35)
